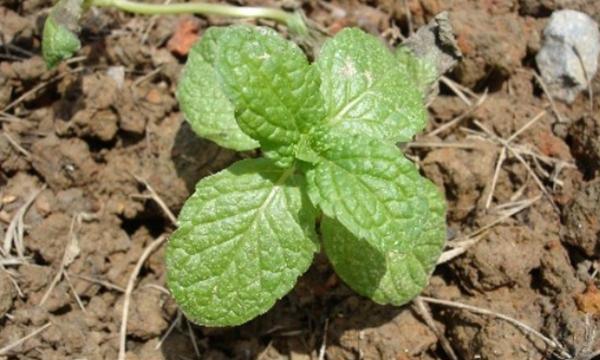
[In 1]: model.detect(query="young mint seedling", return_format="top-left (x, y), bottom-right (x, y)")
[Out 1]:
top-left (167, 25), bottom-right (447, 326)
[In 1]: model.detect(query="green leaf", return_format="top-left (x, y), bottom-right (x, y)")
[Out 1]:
top-left (307, 136), bottom-right (446, 305)
top-left (322, 199), bottom-right (445, 305)
top-left (395, 47), bottom-right (437, 92)
top-left (166, 158), bottom-right (318, 326)
top-left (42, 0), bottom-right (85, 68)
top-left (305, 133), bottom-right (426, 242)
top-left (194, 26), bottom-right (226, 64)
top-left (177, 28), bottom-right (259, 151)
top-left (306, 136), bottom-right (446, 305)
top-left (305, 134), bottom-right (446, 304)
top-left (317, 28), bottom-right (426, 142)
top-left (214, 26), bottom-right (325, 162)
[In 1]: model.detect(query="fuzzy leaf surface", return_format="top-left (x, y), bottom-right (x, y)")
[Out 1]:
top-left (306, 134), bottom-right (429, 242)
top-left (177, 28), bottom-right (258, 151)
top-left (317, 28), bottom-right (426, 142)
top-left (167, 158), bottom-right (318, 326)
top-left (214, 26), bottom-right (325, 162)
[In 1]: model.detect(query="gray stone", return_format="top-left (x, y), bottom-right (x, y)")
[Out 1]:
top-left (402, 12), bottom-right (462, 81)
top-left (536, 9), bottom-right (600, 103)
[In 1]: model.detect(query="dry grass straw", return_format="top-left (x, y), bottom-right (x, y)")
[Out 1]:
top-left (419, 296), bottom-right (573, 359)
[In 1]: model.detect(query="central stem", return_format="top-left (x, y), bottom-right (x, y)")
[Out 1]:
top-left (92, 0), bottom-right (307, 36)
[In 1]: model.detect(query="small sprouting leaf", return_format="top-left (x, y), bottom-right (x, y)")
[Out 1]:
top-left (42, 0), bottom-right (85, 68)
top-left (395, 47), bottom-right (438, 92)
top-left (166, 158), bottom-right (318, 326)
top-left (177, 28), bottom-right (259, 151)
top-left (214, 26), bottom-right (325, 163)
top-left (317, 28), bottom-right (426, 142)
top-left (305, 133), bottom-right (445, 254)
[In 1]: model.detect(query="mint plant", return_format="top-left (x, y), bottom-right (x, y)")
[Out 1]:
top-left (167, 25), bottom-right (447, 326)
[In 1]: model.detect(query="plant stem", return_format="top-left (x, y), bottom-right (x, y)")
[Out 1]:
top-left (92, 0), bottom-right (307, 36)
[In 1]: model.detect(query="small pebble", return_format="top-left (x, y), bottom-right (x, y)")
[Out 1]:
top-left (536, 9), bottom-right (600, 103)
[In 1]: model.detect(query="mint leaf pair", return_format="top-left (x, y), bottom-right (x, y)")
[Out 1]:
top-left (168, 25), bottom-right (446, 326)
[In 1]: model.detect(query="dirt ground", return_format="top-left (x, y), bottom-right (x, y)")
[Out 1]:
top-left (0, 0), bottom-right (600, 359)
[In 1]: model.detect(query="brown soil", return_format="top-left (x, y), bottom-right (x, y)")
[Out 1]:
top-left (1, 0), bottom-right (600, 359)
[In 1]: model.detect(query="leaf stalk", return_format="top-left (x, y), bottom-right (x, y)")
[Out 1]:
top-left (92, 0), bottom-right (308, 36)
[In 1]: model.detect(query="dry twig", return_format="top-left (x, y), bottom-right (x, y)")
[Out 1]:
top-left (317, 318), bottom-right (329, 360)
top-left (155, 311), bottom-right (182, 350)
top-left (573, 315), bottom-right (600, 360)
top-left (118, 234), bottom-right (168, 360)
top-left (0, 112), bottom-right (31, 123)
top-left (142, 283), bottom-right (170, 295)
top-left (481, 106), bottom-right (548, 208)
top-left (3, 186), bottom-right (46, 259)
top-left (0, 322), bottom-right (52, 356)
top-left (571, 45), bottom-right (594, 114)
top-left (2, 132), bottom-right (31, 158)
top-left (132, 65), bottom-right (164, 88)
top-left (485, 146), bottom-right (506, 209)
top-left (69, 272), bottom-right (125, 292)
top-left (440, 76), bottom-right (472, 106)
top-left (531, 71), bottom-right (566, 123)
top-left (186, 318), bottom-right (201, 359)
top-left (63, 271), bottom-right (86, 312)
top-left (477, 121), bottom-right (557, 211)
top-left (428, 90), bottom-right (488, 137)
top-left (438, 196), bottom-right (540, 264)
top-left (413, 297), bottom-right (458, 360)
top-left (420, 296), bottom-right (572, 359)
top-left (133, 174), bottom-right (177, 225)
top-left (2, 67), bottom-right (85, 113)
top-left (39, 212), bottom-right (96, 308)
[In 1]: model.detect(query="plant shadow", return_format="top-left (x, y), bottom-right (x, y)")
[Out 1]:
top-left (171, 120), bottom-right (243, 194)
top-left (159, 219), bottom-right (400, 358)
top-left (160, 253), bottom-right (404, 360)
